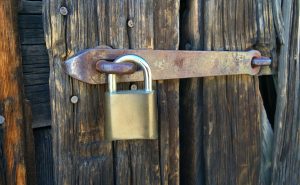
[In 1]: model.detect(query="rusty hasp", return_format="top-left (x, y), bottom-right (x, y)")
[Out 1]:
top-left (63, 47), bottom-right (272, 84)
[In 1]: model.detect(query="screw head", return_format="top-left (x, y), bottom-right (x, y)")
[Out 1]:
top-left (0, 116), bottom-right (5, 125)
top-left (127, 19), bottom-right (134, 28)
top-left (59, 6), bottom-right (68, 16)
top-left (70, 96), bottom-right (79, 104)
top-left (130, 84), bottom-right (138, 90)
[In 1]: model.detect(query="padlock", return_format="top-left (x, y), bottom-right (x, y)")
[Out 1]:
top-left (104, 54), bottom-right (158, 141)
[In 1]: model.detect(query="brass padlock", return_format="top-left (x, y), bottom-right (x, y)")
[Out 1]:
top-left (105, 55), bottom-right (158, 141)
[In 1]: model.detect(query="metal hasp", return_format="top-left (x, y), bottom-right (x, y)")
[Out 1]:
top-left (63, 46), bottom-right (272, 84)
top-left (105, 55), bottom-right (158, 141)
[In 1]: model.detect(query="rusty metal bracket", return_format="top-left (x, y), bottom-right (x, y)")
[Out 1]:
top-left (63, 46), bottom-right (272, 84)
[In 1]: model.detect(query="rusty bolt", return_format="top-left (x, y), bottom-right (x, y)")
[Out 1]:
top-left (127, 19), bottom-right (134, 28)
top-left (0, 116), bottom-right (4, 125)
top-left (59, 6), bottom-right (68, 15)
top-left (130, 84), bottom-right (138, 90)
top-left (70, 96), bottom-right (79, 104)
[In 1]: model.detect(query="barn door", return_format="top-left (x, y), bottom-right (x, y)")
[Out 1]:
top-left (44, 0), bottom-right (179, 184)
top-left (44, 0), bottom-right (273, 185)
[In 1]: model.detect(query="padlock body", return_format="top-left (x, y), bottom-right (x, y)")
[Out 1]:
top-left (105, 90), bottom-right (158, 140)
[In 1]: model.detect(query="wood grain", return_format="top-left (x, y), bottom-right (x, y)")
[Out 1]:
top-left (180, 0), bottom-right (276, 184)
top-left (19, 0), bottom-right (51, 128)
top-left (0, 0), bottom-right (28, 184)
top-left (272, 0), bottom-right (300, 184)
top-left (44, 0), bottom-right (179, 184)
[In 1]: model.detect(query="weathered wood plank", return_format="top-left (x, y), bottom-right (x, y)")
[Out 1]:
top-left (19, 0), bottom-right (42, 14)
top-left (23, 100), bottom-right (37, 185)
top-left (44, 0), bottom-right (180, 184)
top-left (30, 103), bottom-right (51, 126)
top-left (44, 0), bottom-right (114, 184)
top-left (22, 55), bottom-right (49, 65)
top-left (33, 127), bottom-right (54, 185)
top-left (20, 29), bottom-right (45, 45)
top-left (0, 0), bottom-right (31, 184)
top-left (21, 45), bottom-right (47, 56)
top-left (23, 73), bottom-right (49, 86)
top-left (23, 63), bottom-right (49, 74)
top-left (19, 15), bottom-right (43, 29)
top-left (180, 0), bottom-right (275, 184)
top-left (271, 0), bottom-right (300, 184)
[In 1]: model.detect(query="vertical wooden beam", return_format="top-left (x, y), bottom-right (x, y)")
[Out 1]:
top-left (0, 0), bottom-right (28, 185)
top-left (180, 0), bottom-right (276, 184)
top-left (272, 0), bottom-right (300, 184)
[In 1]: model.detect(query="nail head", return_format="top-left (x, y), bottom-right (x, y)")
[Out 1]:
top-left (127, 19), bottom-right (134, 28)
top-left (60, 6), bottom-right (68, 16)
top-left (71, 96), bottom-right (79, 104)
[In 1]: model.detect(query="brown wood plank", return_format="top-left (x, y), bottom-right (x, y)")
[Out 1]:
top-left (0, 0), bottom-right (33, 184)
top-left (44, 0), bottom-right (113, 184)
top-left (180, 0), bottom-right (275, 184)
top-left (44, 0), bottom-right (180, 184)
top-left (271, 0), bottom-right (300, 184)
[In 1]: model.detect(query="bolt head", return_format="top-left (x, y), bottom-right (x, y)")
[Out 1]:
top-left (59, 6), bottom-right (68, 15)
top-left (127, 19), bottom-right (134, 28)
top-left (70, 96), bottom-right (79, 104)
top-left (0, 116), bottom-right (4, 125)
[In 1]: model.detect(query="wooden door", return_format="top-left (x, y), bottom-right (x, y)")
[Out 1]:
top-left (43, 0), bottom-right (300, 185)
top-left (44, 0), bottom-right (179, 184)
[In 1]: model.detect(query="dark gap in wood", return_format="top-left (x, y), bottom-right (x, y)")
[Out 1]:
top-left (259, 76), bottom-right (276, 128)
top-left (178, 0), bottom-right (206, 184)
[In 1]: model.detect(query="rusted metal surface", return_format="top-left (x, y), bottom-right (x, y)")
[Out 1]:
top-left (96, 60), bottom-right (137, 74)
top-left (64, 47), bottom-right (272, 84)
top-left (97, 58), bottom-right (271, 75)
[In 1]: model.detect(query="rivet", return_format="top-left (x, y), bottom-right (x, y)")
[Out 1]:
top-left (0, 116), bottom-right (5, 125)
top-left (130, 84), bottom-right (138, 90)
top-left (59, 6), bottom-right (68, 16)
top-left (70, 96), bottom-right (79, 104)
top-left (127, 19), bottom-right (134, 28)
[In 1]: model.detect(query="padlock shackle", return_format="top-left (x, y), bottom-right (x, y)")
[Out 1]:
top-left (108, 55), bottom-right (152, 92)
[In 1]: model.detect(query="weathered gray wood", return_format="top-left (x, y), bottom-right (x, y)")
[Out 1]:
top-left (180, 0), bottom-right (276, 184)
top-left (19, 15), bottom-right (43, 29)
top-left (33, 127), bottom-right (54, 185)
top-left (271, 0), bottom-right (300, 184)
top-left (20, 29), bottom-right (45, 45)
top-left (23, 73), bottom-right (49, 86)
top-left (44, 0), bottom-right (180, 184)
top-left (44, 0), bottom-right (114, 183)
top-left (19, 0), bottom-right (42, 14)
top-left (21, 45), bottom-right (47, 56)
top-left (23, 64), bottom-right (49, 74)
top-left (22, 55), bottom-right (49, 65)
top-left (30, 103), bottom-right (51, 127)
